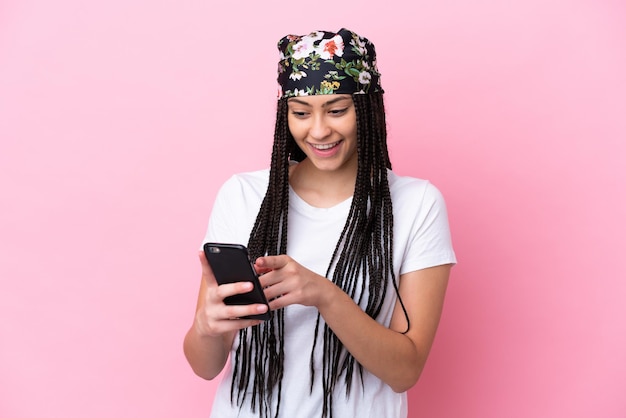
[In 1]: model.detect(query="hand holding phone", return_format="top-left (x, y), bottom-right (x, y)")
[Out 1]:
top-left (203, 242), bottom-right (270, 320)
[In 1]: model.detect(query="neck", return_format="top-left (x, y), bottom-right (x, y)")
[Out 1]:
top-left (289, 158), bottom-right (357, 208)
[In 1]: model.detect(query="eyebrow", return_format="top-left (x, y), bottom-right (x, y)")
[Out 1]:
top-left (287, 96), bottom-right (351, 107)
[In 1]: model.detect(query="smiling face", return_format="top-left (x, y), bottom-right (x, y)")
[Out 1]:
top-left (287, 94), bottom-right (358, 175)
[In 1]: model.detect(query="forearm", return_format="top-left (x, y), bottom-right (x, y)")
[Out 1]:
top-left (317, 282), bottom-right (422, 392)
top-left (183, 324), bottom-right (234, 380)
top-left (257, 256), bottom-right (450, 391)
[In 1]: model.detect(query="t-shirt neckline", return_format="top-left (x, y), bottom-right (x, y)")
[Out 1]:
top-left (288, 185), bottom-right (353, 215)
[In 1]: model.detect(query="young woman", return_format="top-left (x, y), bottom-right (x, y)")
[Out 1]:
top-left (184, 28), bottom-right (456, 418)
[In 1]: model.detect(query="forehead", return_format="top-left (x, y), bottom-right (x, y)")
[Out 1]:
top-left (287, 94), bottom-right (353, 107)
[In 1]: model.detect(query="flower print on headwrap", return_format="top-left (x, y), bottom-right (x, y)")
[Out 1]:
top-left (318, 35), bottom-right (344, 60)
top-left (291, 31), bottom-right (323, 60)
top-left (276, 28), bottom-right (384, 98)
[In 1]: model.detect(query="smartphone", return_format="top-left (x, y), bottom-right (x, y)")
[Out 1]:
top-left (203, 242), bottom-right (270, 320)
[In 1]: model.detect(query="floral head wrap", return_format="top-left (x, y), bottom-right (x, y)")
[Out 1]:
top-left (277, 28), bottom-right (384, 98)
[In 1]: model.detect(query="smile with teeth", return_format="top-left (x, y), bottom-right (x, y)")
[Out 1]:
top-left (310, 140), bottom-right (342, 150)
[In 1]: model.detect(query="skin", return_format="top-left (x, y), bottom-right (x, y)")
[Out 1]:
top-left (183, 94), bottom-right (452, 393)
top-left (286, 94), bottom-right (359, 206)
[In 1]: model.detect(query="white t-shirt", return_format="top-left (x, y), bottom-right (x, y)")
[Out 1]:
top-left (203, 168), bottom-right (457, 418)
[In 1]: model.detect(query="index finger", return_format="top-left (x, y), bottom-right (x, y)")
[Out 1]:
top-left (255, 255), bottom-right (289, 270)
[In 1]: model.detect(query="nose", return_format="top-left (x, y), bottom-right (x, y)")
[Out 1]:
top-left (309, 114), bottom-right (332, 141)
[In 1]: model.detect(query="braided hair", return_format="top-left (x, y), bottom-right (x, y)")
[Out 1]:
top-left (230, 92), bottom-right (406, 418)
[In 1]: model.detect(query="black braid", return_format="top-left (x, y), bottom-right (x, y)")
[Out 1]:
top-left (231, 92), bottom-right (408, 418)
top-left (231, 99), bottom-right (290, 418)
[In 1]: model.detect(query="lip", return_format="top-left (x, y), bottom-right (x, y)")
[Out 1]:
top-left (307, 140), bottom-right (343, 157)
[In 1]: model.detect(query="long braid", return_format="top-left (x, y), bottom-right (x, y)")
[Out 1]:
top-left (313, 92), bottom-right (401, 417)
top-left (231, 93), bottom-right (408, 418)
top-left (231, 99), bottom-right (290, 418)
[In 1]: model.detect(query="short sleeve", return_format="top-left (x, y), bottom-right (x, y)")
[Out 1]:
top-left (201, 171), bottom-right (268, 248)
top-left (396, 181), bottom-right (457, 275)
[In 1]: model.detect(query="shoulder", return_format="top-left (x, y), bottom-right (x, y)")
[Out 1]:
top-left (388, 170), bottom-right (457, 271)
top-left (218, 169), bottom-right (270, 197)
top-left (387, 170), bottom-right (445, 208)
top-left (205, 169), bottom-right (269, 244)
top-left (224, 169), bottom-right (270, 190)
top-left (212, 169), bottom-right (270, 210)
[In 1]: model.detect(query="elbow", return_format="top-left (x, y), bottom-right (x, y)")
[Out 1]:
top-left (185, 344), bottom-right (223, 381)
top-left (390, 378), bottom-right (418, 394)
top-left (184, 349), bottom-right (223, 381)
top-left (390, 383), bottom-right (413, 394)
top-left (389, 363), bottom-right (425, 393)
top-left (183, 334), bottom-right (226, 381)
top-left (192, 367), bottom-right (220, 381)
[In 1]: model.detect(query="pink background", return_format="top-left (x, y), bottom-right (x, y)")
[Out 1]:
top-left (1, 0), bottom-right (625, 417)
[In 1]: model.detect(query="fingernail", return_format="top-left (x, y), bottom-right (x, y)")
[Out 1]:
top-left (257, 305), bottom-right (268, 312)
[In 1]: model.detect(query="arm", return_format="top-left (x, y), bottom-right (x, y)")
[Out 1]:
top-left (183, 252), bottom-right (269, 380)
top-left (256, 256), bottom-right (451, 392)
top-left (319, 264), bottom-right (451, 392)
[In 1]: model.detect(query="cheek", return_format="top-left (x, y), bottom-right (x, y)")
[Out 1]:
top-left (349, 124), bottom-right (357, 140)
top-left (287, 117), bottom-right (303, 140)
top-left (344, 113), bottom-right (357, 139)
top-left (343, 120), bottom-right (357, 142)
